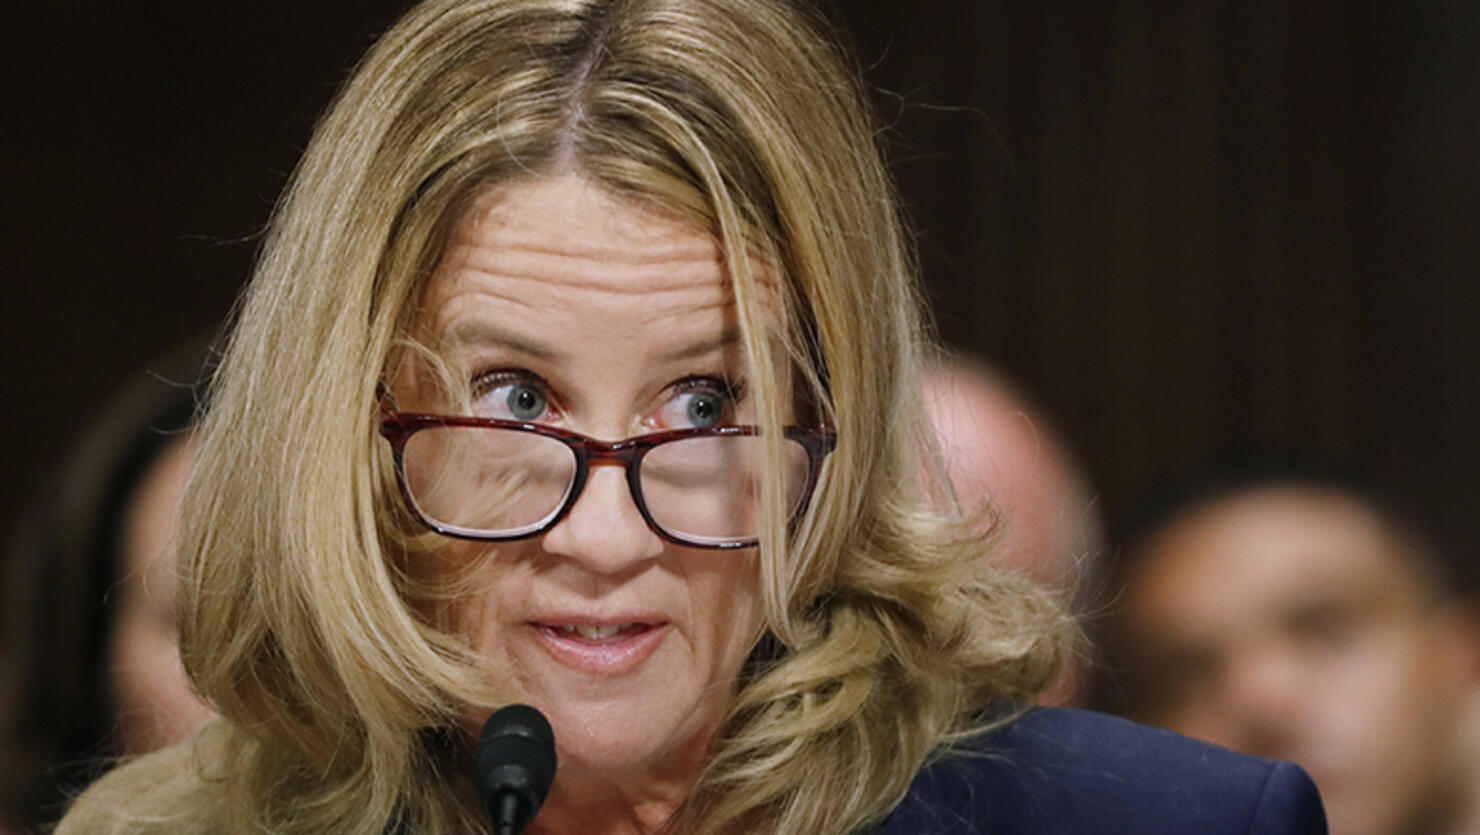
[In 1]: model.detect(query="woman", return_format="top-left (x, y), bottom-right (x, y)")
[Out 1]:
top-left (59, 1), bottom-right (1325, 832)
top-left (0, 345), bottom-right (214, 832)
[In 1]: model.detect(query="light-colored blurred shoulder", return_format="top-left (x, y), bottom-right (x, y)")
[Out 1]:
top-left (55, 729), bottom-right (231, 834)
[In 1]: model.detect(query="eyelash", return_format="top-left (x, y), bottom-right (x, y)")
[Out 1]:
top-left (471, 368), bottom-right (526, 388)
top-left (671, 374), bottom-right (748, 405)
top-left (466, 370), bottom-right (748, 419)
top-left (470, 368), bottom-right (551, 401)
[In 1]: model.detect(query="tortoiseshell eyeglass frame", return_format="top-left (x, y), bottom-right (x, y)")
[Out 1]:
top-left (378, 408), bottom-right (837, 550)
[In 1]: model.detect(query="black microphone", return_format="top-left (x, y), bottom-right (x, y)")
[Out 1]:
top-left (475, 704), bottom-right (558, 835)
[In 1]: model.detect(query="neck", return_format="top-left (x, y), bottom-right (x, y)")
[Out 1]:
top-left (526, 766), bottom-right (695, 835)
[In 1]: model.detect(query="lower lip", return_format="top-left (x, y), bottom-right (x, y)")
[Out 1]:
top-left (531, 623), bottom-right (670, 674)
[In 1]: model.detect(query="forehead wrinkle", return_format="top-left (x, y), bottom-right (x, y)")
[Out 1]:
top-left (582, 291), bottom-right (742, 356)
top-left (449, 210), bottom-right (785, 299)
top-left (440, 319), bottom-right (564, 362)
top-left (427, 268), bottom-right (742, 368)
top-left (429, 177), bottom-right (788, 357)
top-left (447, 243), bottom-right (731, 297)
top-left (426, 282), bottom-right (541, 353)
top-left (437, 266), bottom-right (737, 322)
top-left (445, 192), bottom-right (730, 288)
top-left (656, 326), bottom-right (744, 364)
top-left (460, 174), bottom-right (788, 277)
top-left (456, 192), bottom-right (723, 276)
top-left (456, 220), bottom-right (723, 264)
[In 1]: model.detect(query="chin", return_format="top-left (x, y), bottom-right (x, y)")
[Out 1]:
top-left (534, 690), bottom-right (718, 777)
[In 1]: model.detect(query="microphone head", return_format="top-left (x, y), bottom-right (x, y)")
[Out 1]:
top-left (475, 704), bottom-right (557, 831)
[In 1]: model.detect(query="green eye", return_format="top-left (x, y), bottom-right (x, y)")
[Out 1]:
top-left (506, 384), bottom-right (548, 421)
top-left (685, 391), bottom-right (723, 427)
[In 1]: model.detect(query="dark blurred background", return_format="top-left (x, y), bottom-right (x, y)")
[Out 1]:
top-left (3, 2), bottom-right (1477, 567)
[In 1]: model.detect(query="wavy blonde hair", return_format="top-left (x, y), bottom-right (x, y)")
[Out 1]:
top-left (58, 1), bottom-right (1069, 832)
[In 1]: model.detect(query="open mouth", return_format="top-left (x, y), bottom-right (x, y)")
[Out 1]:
top-left (534, 622), bottom-right (662, 643)
top-left (529, 620), bottom-right (670, 673)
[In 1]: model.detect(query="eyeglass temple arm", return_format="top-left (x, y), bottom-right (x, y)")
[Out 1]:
top-left (376, 384), bottom-right (400, 414)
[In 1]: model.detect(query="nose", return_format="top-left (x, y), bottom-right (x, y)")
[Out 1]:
top-left (1220, 644), bottom-right (1304, 758)
top-left (539, 462), bottom-right (664, 573)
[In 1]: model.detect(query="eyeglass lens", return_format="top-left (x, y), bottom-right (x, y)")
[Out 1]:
top-left (401, 427), bottom-right (811, 544)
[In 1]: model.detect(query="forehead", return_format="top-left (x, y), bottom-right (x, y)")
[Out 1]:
top-left (1124, 488), bottom-right (1424, 632)
top-left (418, 176), bottom-right (780, 356)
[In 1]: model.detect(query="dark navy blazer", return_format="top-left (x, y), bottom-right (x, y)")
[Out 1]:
top-left (876, 708), bottom-right (1327, 834)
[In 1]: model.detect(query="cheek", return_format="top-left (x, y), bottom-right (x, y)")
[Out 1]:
top-left (685, 553), bottom-right (767, 676)
top-left (109, 611), bottom-right (213, 752)
top-left (110, 597), bottom-right (174, 702)
top-left (1298, 624), bottom-right (1442, 760)
top-left (449, 546), bottom-right (532, 648)
top-left (1343, 630), bottom-right (1456, 728)
top-left (1311, 627), bottom-right (1418, 710)
top-left (1303, 625), bottom-right (1462, 830)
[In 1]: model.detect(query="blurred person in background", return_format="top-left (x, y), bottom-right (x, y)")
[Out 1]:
top-left (1098, 460), bottom-right (1480, 835)
top-left (920, 353), bottom-right (1104, 704)
top-left (0, 346), bottom-right (215, 832)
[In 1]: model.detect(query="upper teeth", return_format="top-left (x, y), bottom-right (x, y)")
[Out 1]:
top-left (560, 624), bottom-right (631, 639)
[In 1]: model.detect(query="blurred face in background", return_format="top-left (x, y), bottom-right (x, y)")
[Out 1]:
top-left (919, 363), bottom-right (1099, 706)
top-left (106, 436), bottom-right (215, 753)
top-left (1116, 487), bottom-right (1480, 835)
top-left (919, 366), bottom-right (1086, 583)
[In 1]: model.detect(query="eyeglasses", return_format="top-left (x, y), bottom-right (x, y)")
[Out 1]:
top-left (379, 411), bottom-right (836, 550)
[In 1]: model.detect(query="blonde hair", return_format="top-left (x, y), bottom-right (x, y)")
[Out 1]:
top-left (59, 1), bottom-right (1069, 832)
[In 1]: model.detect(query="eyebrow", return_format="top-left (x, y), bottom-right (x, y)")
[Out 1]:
top-left (446, 322), bottom-right (564, 361)
top-left (657, 326), bottom-right (744, 363)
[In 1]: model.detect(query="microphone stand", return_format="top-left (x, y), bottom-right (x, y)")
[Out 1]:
top-left (474, 704), bottom-right (558, 835)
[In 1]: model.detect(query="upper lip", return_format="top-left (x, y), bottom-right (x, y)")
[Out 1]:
top-left (528, 614), bottom-right (668, 627)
